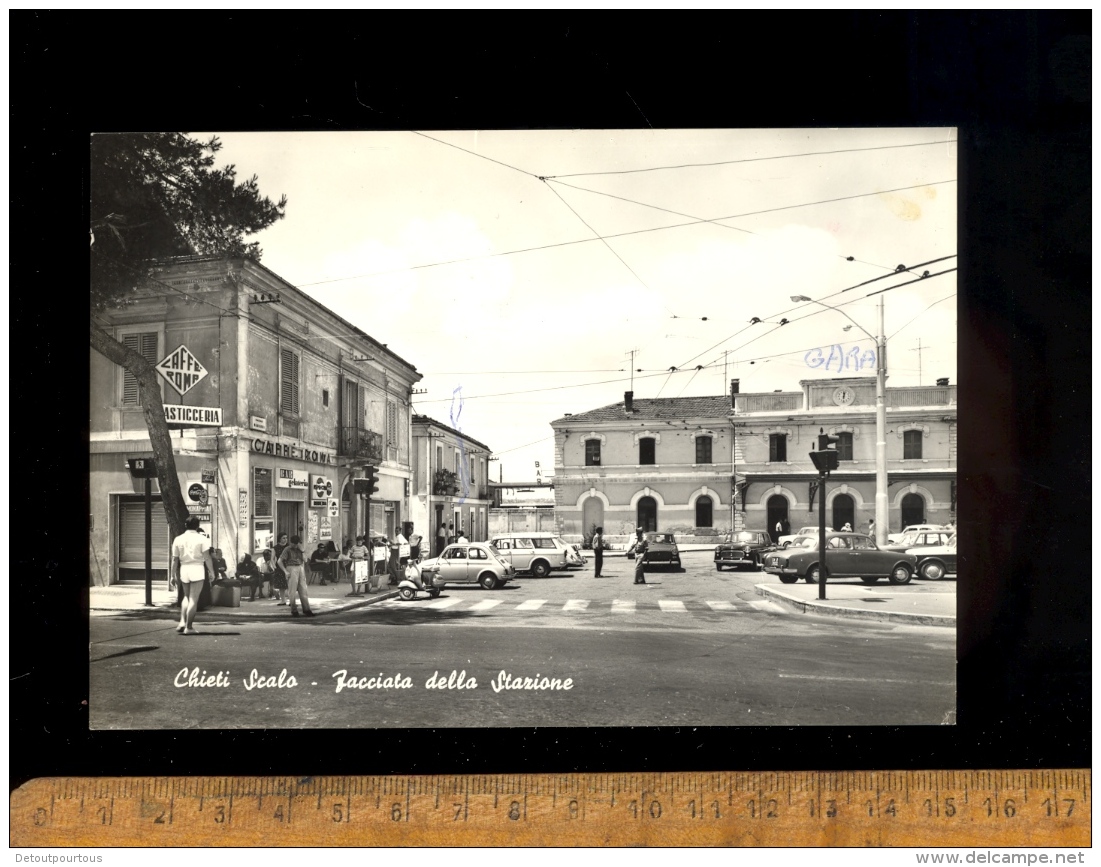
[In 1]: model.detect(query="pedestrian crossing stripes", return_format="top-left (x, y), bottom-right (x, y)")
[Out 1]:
top-left (373, 597), bottom-right (760, 615)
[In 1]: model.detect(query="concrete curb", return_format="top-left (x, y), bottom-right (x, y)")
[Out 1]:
top-left (89, 590), bottom-right (401, 618)
top-left (754, 584), bottom-right (956, 627)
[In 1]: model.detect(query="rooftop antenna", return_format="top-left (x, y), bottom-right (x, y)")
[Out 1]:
top-left (625, 348), bottom-right (640, 391)
top-left (910, 338), bottom-right (923, 385)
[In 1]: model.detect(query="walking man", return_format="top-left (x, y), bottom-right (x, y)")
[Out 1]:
top-left (279, 535), bottom-right (315, 617)
top-left (627, 528), bottom-right (648, 585)
top-left (592, 526), bottom-right (604, 577)
top-left (170, 516), bottom-right (214, 635)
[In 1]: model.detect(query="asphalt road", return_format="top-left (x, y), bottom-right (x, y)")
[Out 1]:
top-left (89, 552), bottom-right (956, 729)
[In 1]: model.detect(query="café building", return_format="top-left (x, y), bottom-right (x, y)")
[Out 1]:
top-left (89, 255), bottom-right (422, 586)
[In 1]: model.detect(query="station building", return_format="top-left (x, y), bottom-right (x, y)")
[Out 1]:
top-left (89, 255), bottom-right (421, 585)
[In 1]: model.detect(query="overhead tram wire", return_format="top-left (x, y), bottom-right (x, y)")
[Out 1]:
top-left (293, 181), bottom-right (957, 290)
top-left (545, 176), bottom-right (890, 275)
top-left (540, 181), bottom-right (667, 310)
top-left (543, 139), bottom-right (954, 180)
top-left (887, 293), bottom-right (958, 341)
top-left (673, 255), bottom-right (957, 370)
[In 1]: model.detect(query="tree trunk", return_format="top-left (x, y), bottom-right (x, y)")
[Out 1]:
top-left (89, 321), bottom-right (191, 541)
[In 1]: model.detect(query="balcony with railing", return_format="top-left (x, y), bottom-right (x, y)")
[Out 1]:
top-left (340, 426), bottom-right (383, 462)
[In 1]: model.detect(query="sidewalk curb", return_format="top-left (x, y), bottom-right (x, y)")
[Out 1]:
top-left (89, 590), bottom-right (401, 618)
top-left (754, 585), bottom-right (956, 627)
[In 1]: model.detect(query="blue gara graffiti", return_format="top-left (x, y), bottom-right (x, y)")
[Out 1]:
top-left (804, 345), bottom-right (877, 373)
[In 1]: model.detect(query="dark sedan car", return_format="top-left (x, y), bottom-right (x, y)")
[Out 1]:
top-left (627, 532), bottom-right (683, 571)
top-left (762, 532), bottom-right (919, 585)
top-left (714, 530), bottom-right (774, 571)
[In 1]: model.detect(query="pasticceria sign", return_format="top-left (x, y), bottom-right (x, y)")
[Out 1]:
top-left (251, 437), bottom-right (336, 466)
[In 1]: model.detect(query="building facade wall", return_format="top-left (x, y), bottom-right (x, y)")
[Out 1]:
top-left (411, 417), bottom-right (492, 550)
top-left (89, 257), bottom-right (421, 585)
top-left (734, 377), bottom-right (957, 537)
top-left (551, 397), bottom-right (735, 546)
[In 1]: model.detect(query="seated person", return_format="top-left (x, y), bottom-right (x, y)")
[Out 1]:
top-left (447, 547), bottom-right (466, 559)
top-left (211, 548), bottom-right (229, 581)
top-left (236, 553), bottom-right (262, 600)
top-left (310, 542), bottom-right (332, 585)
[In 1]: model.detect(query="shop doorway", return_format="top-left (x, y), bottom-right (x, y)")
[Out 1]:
top-left (832, 494), bottom-right (855, 531)
top-left (277, 501), bottom-right (302, 542)
top-left (900, 493), bottom-right (925, 531)
top-left (637, 496), bottom-right (657, 532)
top-left (766, 495), bottom-right (789, 542)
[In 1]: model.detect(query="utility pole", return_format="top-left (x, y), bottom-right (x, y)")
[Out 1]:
top-left (625, 348), bottom-right (640, 391)
top-left (875, 296), bottom-right (888, 546)
top-left (910, 337), bottom-right (923, 385)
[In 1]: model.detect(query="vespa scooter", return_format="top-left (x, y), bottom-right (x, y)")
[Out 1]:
top-left (397, 560), bottom-right (443, 601)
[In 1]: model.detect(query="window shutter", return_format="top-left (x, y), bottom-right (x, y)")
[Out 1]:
top-left (280, 348), bottom-right (300, 415)
top-left (121, 332), bottom-right (158, 405)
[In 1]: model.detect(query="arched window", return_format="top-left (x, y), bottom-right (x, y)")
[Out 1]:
top-left (832, 493), bottom-right (855, 531)
top-left (901, 493), bottom-right (925, 529)
top-left (695, 496), bottom-right (714, 528)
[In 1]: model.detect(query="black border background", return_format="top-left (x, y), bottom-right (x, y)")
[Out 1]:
top-left (11, 11), bottom-right (1090, 790)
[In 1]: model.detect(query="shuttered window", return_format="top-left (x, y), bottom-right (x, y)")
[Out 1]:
top-left (118, 497), bottom-right (170, 566)
top-left (386, 400), bottom-right (397, 445)
top-left (280, 348), bottom-right (300, 415)
top-left (695, 436), bottom-right (712, 464)
top-left (121, 332), bottom-right (159, 405)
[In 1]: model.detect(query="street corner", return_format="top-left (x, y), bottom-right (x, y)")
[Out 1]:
top-left (753, 582), bottom-right (955, 627)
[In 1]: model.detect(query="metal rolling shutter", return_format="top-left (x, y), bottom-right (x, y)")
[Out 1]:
top-left (119, 498), bottom-right (170, 567)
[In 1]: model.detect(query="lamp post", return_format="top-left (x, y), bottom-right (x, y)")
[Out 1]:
top-left (791, 295), bottom-right (888, 546)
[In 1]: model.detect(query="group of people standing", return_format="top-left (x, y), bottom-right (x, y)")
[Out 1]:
top-left (434, 522), bottom-right (469, 556)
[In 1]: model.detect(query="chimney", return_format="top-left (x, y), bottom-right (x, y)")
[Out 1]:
top-left (730, 379), bottom-right (740, 408)
top-left (936, 377), bottom-right (949, 387)
top-left (624, 391), bottom-right (634, 413)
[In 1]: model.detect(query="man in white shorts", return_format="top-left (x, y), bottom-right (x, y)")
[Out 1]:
top-left (171, 516), bottom-right (214, 635)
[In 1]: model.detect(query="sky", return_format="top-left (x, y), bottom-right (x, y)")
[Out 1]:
top-left (201, 129), bottom-right (957, 482)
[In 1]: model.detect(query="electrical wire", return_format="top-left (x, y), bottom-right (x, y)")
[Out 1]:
top-left (544, 139), bottom-right (954, 180)
top-left (293, 180), bottom-right (957, 289)
top-left (887, 293), bottom-right (958, 341)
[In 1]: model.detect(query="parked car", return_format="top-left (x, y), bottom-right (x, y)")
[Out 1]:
top-left (565, 543), bottom-right (587, 568)
top-left (627, 532), bottom-right (683, 571)
top-left (911, 533), bottom-right (957, 580)
top-left (779, 526), bottom-right (820, 548)
top-left (714, 530), bottom-right (774, 571)
top-left (418, 542), bottom-right (517, 590)
top-left (880, 528), bottom-right (954, 554)
top-left (489, 533), bottom-right (569, 578)
top-left (886, 523), bottom-right (947, 544)
top-left (762, 532), bottom-right (918, 585)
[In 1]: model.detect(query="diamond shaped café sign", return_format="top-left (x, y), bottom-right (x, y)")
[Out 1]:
top-left (155, 344), bottom-right (208, 396)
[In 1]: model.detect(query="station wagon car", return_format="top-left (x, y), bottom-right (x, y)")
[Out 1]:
top-left (911, 533), bottom-right (957, 580)
top-left (763, 532), bottom-right (919, 585)
top-left (489, 533), bottom-right (569, 578)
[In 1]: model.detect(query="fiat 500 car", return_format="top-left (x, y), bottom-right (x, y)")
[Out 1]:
top-left (762, 532), bottom-right (918, 585)
top-left (418, 542), bottom-right (516, 590)
top-left (714, 530), bottom-right (773, 571)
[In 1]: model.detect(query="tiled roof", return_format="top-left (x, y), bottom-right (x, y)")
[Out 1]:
top-left (550, 396), bottom-right (733, 425)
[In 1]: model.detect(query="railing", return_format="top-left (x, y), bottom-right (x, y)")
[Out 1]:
top-left (735, 393), bottom-right (802, 413)
top-left (340, 426), bottom-right (383, 462)
top-left (886, 386), bottom-right (956, 408)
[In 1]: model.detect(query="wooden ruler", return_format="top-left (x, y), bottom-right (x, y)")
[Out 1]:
top-left (11, 770), bottom-right (1089, 847)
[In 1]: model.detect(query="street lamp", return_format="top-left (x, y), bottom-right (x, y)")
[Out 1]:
top-left (791, 294), bottom-right (888, 547)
